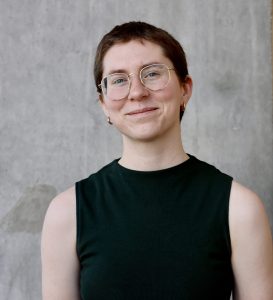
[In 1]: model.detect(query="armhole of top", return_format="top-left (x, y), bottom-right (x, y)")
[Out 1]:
top-left (75, 181), bottom-right (81, 260)
top-left (225, 176), bottom-right (233, 258)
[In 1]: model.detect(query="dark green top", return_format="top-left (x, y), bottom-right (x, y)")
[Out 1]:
top-left (76, 154), bottom-right (234, 299)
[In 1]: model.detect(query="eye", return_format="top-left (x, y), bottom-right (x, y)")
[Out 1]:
top-left (142, 65), bottom-right (165, 81)
top-left (112, 78), bottom-right (126, 85)
top-left (109, 74), bottom-right (128, 86)
top-left (143, 71), bottom-right (160, 80)
top-left (149, 72), bottom-right (160, 78)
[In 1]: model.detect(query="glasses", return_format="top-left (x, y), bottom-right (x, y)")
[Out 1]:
top-left (99, 64), bottom-right (175, 101)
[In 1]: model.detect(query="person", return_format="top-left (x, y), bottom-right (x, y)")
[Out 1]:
top-left (41, 21), bottom-right (273, 300)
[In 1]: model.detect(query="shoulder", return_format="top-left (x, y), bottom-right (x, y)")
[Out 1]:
top-left (41, 187), bottom-right (81, 299)
top-left (76, 160), bottom-right (118, 186)
top-left (229, 180), bottom-right (271, 245)
top-left (190, 155), bottom-right (232, 181)
top-left (229, 181), bottom-right (270, 233)
top-left (229, 181), bottom-right (273, 299)
top-left (42, 186), bottom-right (76, 249)
top-left (43, 186), bottom-right (76, 230)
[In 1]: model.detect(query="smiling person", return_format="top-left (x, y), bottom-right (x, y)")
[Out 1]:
top-left (41, 21), bottom-right (273, 300)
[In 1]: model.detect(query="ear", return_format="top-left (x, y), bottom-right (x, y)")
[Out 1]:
top-left (98, 93), bottom-right (104, 104)
top-left (180, 75), bottom-right (193, 106)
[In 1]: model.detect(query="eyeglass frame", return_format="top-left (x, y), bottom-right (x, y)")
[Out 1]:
top-left (98, 63), bottom-right (175, 101)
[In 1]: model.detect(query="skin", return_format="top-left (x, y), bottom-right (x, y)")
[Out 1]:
top-left (100, 40), bottom-right (192, 170)
top-left (41, 40), bottom-right (273, 300)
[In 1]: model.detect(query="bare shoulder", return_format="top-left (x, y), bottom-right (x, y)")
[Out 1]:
top-left (41, 186), bottom-right (80, 300)
top-left (43, 186), bottom-right (76, 229)
top-left (230, 181), bottom-right (266, 220)
top-left (229, 181), bottom-right (271, 234)
top-left (229, 180), bottom-right (272, 249)
top-left (41, 185), bottom-right (77, 260)
top-left (229, 181), bottom-right (273, 300)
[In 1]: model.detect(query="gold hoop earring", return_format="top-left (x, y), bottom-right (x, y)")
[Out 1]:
top-left (107, 116), bottom-right (113, 125)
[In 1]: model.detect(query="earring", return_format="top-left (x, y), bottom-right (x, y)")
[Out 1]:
top-left (180, 102), bottom-right (186, 112)
top-left (107, 116), bottom-right (113, 125)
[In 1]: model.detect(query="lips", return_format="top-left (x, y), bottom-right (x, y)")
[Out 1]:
top-left (126, 107), bottom-right (158, 115)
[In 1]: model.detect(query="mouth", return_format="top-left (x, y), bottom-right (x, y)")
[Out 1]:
top-left (126, 107), bottom-right (158, 115)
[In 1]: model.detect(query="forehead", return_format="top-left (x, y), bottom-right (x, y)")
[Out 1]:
top-left (102, 40), bottom-right (170, 75)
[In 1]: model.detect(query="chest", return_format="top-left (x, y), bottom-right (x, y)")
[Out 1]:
top-left (78, 197), bottom-right (232, 300)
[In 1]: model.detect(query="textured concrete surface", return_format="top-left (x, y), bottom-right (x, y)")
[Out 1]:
top-left (0, 0), bottom-right (272, 299)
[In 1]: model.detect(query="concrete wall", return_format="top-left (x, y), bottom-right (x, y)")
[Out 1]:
top-left (0, 0), bottom-right (272, 299)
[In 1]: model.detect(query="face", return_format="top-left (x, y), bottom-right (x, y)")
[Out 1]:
top-left (100, 40), bottom-right (192, 142)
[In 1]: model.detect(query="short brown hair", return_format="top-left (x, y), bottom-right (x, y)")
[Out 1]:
top-left (94, 21), bottom-right (189, 120)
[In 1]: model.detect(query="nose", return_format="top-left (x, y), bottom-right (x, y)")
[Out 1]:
top-left (127, 74), bottom-right (149, 101)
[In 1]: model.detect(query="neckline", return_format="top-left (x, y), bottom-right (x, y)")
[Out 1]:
top-left (113, 154), bottom-right (196, 176)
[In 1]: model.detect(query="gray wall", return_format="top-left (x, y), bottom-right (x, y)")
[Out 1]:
top-left (0, 0), bottom-right (272, 299)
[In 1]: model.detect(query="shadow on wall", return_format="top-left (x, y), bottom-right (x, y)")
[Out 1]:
top-left (0, 184), bottom-right (57, 234)
top-left (0, 184), bottom-right (57, 299)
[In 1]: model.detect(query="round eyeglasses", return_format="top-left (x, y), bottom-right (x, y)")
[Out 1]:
top-left (98, 64), bottom-right (175, 101)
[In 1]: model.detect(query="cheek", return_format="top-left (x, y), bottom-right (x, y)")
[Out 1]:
top-left (111, 101), bottom-right (124, 111)
top-left (158, 86), bottom-right (181, 105)
top-left (103, 100), bottom-right (124, 115)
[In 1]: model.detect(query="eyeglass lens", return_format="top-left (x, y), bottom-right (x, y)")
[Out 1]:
top-left (101, 64), bottom-right (171, 100)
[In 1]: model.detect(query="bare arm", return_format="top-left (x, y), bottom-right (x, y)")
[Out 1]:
top-left (229, 181), bottom-right (273, 300)
top-left (41, 186), bottom-right (80, 300)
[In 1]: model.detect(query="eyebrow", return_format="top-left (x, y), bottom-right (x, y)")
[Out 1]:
top-left (104, 62), bottom-right (163, 76)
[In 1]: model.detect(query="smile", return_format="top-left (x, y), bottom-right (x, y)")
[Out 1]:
top-left (126, 107), bottom-right (158, 115)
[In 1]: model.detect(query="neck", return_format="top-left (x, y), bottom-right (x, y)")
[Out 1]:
top-left (119, 129), bottom-right (189, 171)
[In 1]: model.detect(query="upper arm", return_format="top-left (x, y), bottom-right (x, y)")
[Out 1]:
top-left (229, 181), bottom-right (273, 300)
top-left (41, 186), bottom-right (80, 300)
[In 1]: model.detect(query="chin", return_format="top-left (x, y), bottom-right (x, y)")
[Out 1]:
top-left (117, 119), bottom-right (177, 142)
top-left (123, 126), bottom-right (164, 142)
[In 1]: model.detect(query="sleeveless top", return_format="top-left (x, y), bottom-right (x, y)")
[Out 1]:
top-left (76, 154), bottom-right (234, 300)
